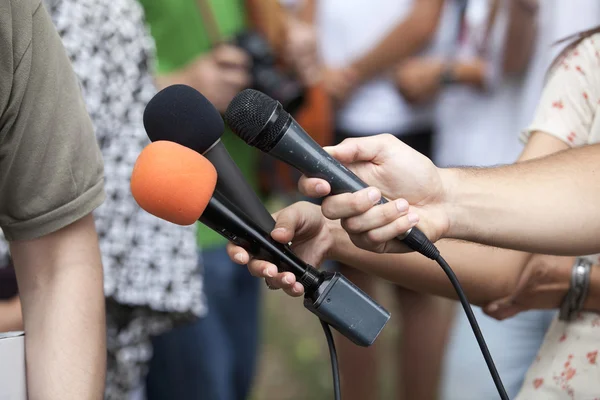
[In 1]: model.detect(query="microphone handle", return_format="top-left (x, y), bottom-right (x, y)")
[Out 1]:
top-left (200, 190), bottom-right (323, 292)
top-left (269, 119), bottom-right (439, 260)
top-left (203, 191), bottom-right (391, 348)
top-left (204, 140), bottom-right (276, 233)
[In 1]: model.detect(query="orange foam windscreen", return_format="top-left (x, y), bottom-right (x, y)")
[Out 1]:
top-left (130, 141), bottom-right (217, 225)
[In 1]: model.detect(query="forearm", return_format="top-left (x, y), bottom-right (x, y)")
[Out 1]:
top-left (11, 215), bottom-right (106, 399)
top-left (443, 143), bottom-right (600, 255)
top-left (351, 0), bottom-right (443, 81)
top-left (0, 296), bottom-right (23, 332)
top-left (502, 0), bottom-right (538, 75)
top-left (450, 59), bottom-right (487, 90)
top-left (329, 223), bottom-right (528, 306)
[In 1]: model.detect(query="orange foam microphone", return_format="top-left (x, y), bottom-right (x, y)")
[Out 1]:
top-left (130, 140), bottom-right (321, 289)
top-left (131, 141), bottom-right (217, 225)
top-left (130, 141), bottom-right (390, 347)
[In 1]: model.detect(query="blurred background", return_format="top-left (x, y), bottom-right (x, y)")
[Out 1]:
top-left (2, 0), bottom-right (600, 399)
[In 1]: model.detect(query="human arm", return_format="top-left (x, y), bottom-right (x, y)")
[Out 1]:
top-left (0, 296), bottom-right (23, 332)
top-left (397, 0), bottom-right (538, 104)
top-left (502, 0), bottom-right (539, 75)
top-left (10, 215), bottom-right (105, 399)
top-left (350, 0), bottom-right (444, 83)
top-left (281, 0), bottom-right (319, 85)
top-left (435, 145), bottom-right (599, 255)
top-left (227, 201), bottom-right (528, 305)
top-left (396, 57), bottom-right (487, 104)
top-left (324, 0), bottom-right (444, 102)
top-left (154, 44), bottom-right (252, 113)
top-left (0, 1), bottom-right (106, 397)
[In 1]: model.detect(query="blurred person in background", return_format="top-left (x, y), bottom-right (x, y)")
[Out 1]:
top-left (282, 1), bottom-right (463, 399)
top-left (139, 1), bottom-right (260, 399)
top-left (396, 0), bottom-right (552, 398)
top-left (0, 0), bottom-right (204, 398)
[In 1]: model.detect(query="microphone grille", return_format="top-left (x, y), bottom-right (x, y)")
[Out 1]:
top-left (225, 89), bottom-right (279, 144)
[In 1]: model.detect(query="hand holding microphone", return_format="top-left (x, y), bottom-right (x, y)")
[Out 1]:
top-left (130, 140), bottom-right (390, 347)
top-left (297, 134), bottom-right (451, 254)
top-left (225, 89), bottom-right (445, 259)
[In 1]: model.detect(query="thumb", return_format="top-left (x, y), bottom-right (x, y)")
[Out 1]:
top-left (271, 202), bottom-right (323, 243)
top-left (324, 135), bottom-right (391, 164)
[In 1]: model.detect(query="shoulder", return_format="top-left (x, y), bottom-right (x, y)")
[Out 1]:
top-left (549, 33), bottom-right (600, 82)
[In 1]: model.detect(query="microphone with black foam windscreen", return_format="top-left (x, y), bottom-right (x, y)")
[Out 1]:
top-left (143, 84), bottom-right (275, 233)
top-left (130, 140), bottom-right (390, 348)
top-left (224, 89), bottom-right (440, 260)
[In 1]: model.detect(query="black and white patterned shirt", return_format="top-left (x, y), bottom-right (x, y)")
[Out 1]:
top-left (47, 0), bottom-right (205, 316)
top-left (1, 0), bottom-right (206, 396)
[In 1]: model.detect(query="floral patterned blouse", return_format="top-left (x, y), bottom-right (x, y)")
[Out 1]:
top-left (517, 33), bottom-right (600, 400)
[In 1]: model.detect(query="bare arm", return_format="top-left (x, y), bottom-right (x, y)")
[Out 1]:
top-left (0, 296), bottom-right (23, 332)
top-left (10, 214), bottom-right (105, 400)
top-left (350, 0), bottom-right (445, 82)
top-left (442, 143), bottom-right (600, 255)
top-left (330, 229), bottom-right (527, 306)
top-left (502, 0), bottom-right (539, 75)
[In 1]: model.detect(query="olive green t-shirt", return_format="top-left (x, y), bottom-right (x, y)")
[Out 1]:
top-left (0, 0), bottom-right (105, 241)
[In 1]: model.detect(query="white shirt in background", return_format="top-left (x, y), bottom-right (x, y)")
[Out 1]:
top-left (434, 0), bottom-right (525, 167)
top-left (316, 0), bottom-right (455, 135)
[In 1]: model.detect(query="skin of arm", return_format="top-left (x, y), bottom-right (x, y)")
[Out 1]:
top-left (397, 0), bottom-right (538, 103)
top-left (502, 0), bottom-right (539, 75)
top-left (10, 214), bottom-right (106, 400)
top-left (323, 0), bottom-right (445, 102)
top-left (396, 58), bottom-right (487, 104)
top-left (0, 296), bottom-right (23, 332)
top-left (441, 141), bottom-right (600, 255)
top-left (350, 0), bottom-right (445, 82)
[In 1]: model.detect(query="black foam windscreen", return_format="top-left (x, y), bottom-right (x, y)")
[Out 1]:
top-left (224, 89), bottom-right (280, 147)
top-left (143, 84), bottom-right (225, 153)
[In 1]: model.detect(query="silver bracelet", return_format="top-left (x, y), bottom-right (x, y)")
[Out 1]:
top-left (559, 257), bottom-right (592, 321)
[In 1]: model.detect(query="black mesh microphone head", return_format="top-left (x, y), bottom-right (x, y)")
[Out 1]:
top-left (143, 84), bottom-right (225, 153)
top-left (225, 89), bottom-right (291, 152)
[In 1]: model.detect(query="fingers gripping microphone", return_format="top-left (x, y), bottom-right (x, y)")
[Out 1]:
top-left (225, 89), bottom-right (439, 260)
top-left (131, 141), bottom-right (390, 347)
top-left (143, 84), bottom-right (275, 233)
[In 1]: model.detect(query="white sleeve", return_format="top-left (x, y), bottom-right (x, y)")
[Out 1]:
top-left (521, 35), bottom-right (600, 147)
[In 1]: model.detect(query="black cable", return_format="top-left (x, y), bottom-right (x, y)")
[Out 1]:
top-left (320, 319), bottom-right (341, 400)
top-left (435, 255), bottom-right (509, 400)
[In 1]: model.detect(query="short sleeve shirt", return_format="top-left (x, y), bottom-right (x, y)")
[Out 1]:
top-left (517, 34), bottom-right (600, 400)
top-left (0, 0), bottom-right (104, 241)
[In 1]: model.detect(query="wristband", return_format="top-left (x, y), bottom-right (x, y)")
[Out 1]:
top-left (559, 257), bottom-right (592, 321)
top-left (439, 63), bottom-right (458, 86)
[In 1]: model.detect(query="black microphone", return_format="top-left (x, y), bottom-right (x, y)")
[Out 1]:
top-left (143, 84), bottom-right (275, 233)
top-left (203, 191), bottom-right (390, 348)
top-left (131, 141), bottom-right (390, 347)
top-left (225, 89), bottom-right (440, 260)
